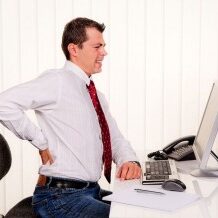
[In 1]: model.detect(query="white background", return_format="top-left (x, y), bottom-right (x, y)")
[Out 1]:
top-left (0, 0), bottom-right (218, 214)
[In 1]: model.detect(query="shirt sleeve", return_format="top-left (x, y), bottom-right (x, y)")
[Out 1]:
top-left (98, 92), bottom-right (139, 166)
top-left (0, 71), bottom-right (60, 150)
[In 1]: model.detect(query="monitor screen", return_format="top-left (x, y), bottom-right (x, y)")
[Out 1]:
top-left (193, 81), bottom-right (218, 170)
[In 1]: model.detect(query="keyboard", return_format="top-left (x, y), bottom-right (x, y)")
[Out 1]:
top-left (142, 159), bottom-right (179, 185)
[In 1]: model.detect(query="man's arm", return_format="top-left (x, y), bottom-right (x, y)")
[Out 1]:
top-left (0, 71), bottom-right (60, 151)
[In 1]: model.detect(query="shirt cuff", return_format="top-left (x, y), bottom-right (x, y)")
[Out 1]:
top-left (129, 161), bottom-right (141, 168)
top-left (30, 132), bottom-right (48, 150)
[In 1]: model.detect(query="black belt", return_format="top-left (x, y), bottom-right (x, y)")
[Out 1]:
top-left (44, 177), bottom-right (97, 189)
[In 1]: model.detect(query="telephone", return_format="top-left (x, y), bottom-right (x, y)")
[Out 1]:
top-left (147, 135), bottom-right (196, 161)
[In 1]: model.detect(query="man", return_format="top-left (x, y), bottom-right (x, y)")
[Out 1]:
top-left (0, 17), bottom-right (141, 217)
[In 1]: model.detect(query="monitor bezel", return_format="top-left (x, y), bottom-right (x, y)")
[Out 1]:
top-left (192, 82), bottom-right (218, 171)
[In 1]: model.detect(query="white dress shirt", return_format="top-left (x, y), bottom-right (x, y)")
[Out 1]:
top-left (0, 61), bottom-right (138, 181)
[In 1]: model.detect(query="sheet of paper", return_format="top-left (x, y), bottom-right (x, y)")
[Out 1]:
top-left (103, 184), bottom-right (200, 212)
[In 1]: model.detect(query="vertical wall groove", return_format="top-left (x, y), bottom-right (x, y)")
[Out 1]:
top-left (126, 0), bottom-right (129, 138)
top-left (125, 0), bottom-right (128, 138)
top-left (198, 0), bottom-right (202, 124)
top-left (18, 0), bottom-right (24, 198)
top-left (72, 0), bottom-right (75, 17)
top-left (162, 0), bottom-right (165, 145)
top-left (0, 1), bottom-right (6, 212)
top-left (36, 0), bottom-right (39, 76)
top-left (0, 0), bottom-right (3, 90)
top-left (54, 0), bottom-right (57, 67)
top-left (35, 0), bottom-right (40, 169)
top-left (107, 0), bottom-right (111, 105)
top-left (144, 0), bottom-right (148, 149)
top-left (179, 0), bottom-right (184, 136)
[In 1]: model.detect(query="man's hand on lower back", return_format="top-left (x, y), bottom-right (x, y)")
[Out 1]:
top-left (39, 148), bottom-right (54, 165)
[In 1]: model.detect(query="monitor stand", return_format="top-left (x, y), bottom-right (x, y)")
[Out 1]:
top-left (191, 168), bottom-right (218, 177)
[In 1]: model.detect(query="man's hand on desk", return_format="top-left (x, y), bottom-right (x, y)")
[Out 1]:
top-left (116, 161), bottom-right (142, 180)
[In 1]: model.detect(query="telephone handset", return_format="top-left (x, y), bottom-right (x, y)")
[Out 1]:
top-left (147, 135), bottom-right (196, 161)
top-left (163, 135), bottom-right (196, 161)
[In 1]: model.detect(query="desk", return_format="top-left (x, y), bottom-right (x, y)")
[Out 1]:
top-left (110, 162), bottom-right (218, 218)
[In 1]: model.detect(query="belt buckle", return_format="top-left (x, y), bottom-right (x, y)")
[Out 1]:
top-left (85, 182), bottom-right (90, 188)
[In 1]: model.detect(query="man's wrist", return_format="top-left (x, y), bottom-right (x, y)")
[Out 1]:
top-left (129, 161), bottom-right (141, 168)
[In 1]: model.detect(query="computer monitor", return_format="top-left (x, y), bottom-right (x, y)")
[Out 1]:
top-left (191, 81), bottom-right (218, 177)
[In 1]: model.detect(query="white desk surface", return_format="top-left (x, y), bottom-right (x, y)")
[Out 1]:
top-left (109, 153), bottom-right (218, 218)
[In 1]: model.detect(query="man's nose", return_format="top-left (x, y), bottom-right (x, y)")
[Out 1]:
top-left (102, 47), bottom-right (108, 56)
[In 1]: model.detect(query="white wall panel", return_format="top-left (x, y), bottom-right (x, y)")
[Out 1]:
top-left (72, 0), bottom-right (91, 18)
top-left (127, 0), bottom-right (146, 150)
top-left (163, 0), bottom-right (182, 144)
top-left (109, 0), bottom-right (128, 136)
top-left (181, 0), bottom-right (201, 136)
top-left (55, 0), bottom-right (73, 67)
top-left (37, 0), bottom-right (56, 73)
top-left (145, 0), bottom-right (164, 149)
top-left (20, 0), bottom-right (38, 81)
top-left (1, 0), bottom-right (218, 215)
top-left (199, 0), bottom-right (218, 116)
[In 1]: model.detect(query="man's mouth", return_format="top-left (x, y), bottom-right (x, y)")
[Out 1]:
top-left (96, 59), bottom-right (103, 63)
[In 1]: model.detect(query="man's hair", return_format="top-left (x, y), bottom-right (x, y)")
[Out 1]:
top-left (62, 17), bottom-right (105, 60)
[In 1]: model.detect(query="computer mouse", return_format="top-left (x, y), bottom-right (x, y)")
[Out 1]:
top-left (161, 179), bottom-right (186, 192)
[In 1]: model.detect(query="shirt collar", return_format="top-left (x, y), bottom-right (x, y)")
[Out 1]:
top-left (64, 60), bottom-right (92, 86)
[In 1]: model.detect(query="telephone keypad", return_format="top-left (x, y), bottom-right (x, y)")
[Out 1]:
top-left (168, 145), bottom-right (194, 161)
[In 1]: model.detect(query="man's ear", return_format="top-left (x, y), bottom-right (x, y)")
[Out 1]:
top-left (67, 43), bottom-right (78, 57)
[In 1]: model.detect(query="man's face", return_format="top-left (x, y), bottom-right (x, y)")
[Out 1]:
top-left (73, 28), bottom-right (107, 76)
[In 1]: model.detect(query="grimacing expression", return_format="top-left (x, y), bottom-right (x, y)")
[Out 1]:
top-left (70, 28), bottom-right (107, 76)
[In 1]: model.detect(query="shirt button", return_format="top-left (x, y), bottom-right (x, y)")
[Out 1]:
top-left (99, 135), bottom-right (102, 140)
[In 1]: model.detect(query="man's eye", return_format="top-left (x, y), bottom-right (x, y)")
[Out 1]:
top-left (94, 46), bottom-right (101, 49)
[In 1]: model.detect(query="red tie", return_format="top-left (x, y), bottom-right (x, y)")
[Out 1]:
top-left (87, 80), bottom-right (112, 183)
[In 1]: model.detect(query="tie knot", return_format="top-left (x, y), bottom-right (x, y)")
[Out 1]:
top-left (89, 80), bottom-right (95, 88)
top-left (87, 80), bottom-right (95, 92)
top-left (89, 80), bottom-right (94, 86)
